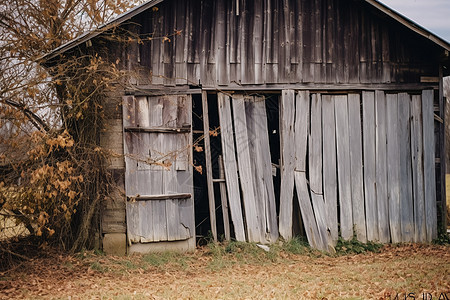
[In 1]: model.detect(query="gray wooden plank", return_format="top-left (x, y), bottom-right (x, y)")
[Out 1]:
top-left (410, 95), bottom-right (426, 242)
top-left (202, 91), bottom-right (217, 242)
top-left (309, 94), bottom-right (322, 195)
top-left (218, 155), bottom-right (231, 241)
top-left (310, 193), bottom-right (334, 252)
top-left (363, 91), bottom-right (379, 242)
top-left (348, 93), bottom-right (367, 242)
top-left (294, 91), bottom-right (310, 172)
top-left (308, 93), bottom-right (333, 251)
top-left (294, 172), bottom-right (324, 251)
top-left (321, 94), bottom-right (338, 243)
top-left (244, 98), bottom-right (265, 240)
top-left (334, 95), bottom-right (353, 240)
top-left (398, 93), bottom-right (414, 242)
top-left (140, 201), bottom-right (154, 243)
top-left (163, 95), bottom-right (178, 128)
top-left (253, 96), bottom-right (278, 242)
top-left (279, 90), bottom-right (296, 240)
top-left (217, 93), bottom-right (246, 242)
top-left (375, 90), bottom-right (390, 243)
top-left (232, 95), bottom-right (262, 243)
top-left (126, 201), bottom-right (140, 243)
top-left (422, 90), bottom-right (437, 242)
top-left (386, 93), bottom-right (401, 243)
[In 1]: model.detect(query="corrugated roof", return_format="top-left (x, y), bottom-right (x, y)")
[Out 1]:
top-left (39, 0), bottom-right (450, 63)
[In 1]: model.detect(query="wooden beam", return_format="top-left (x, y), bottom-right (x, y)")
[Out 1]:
top-left (202, 91), bottom-right (217, 242)
top-left (124, 127), bottom-right (191, 133)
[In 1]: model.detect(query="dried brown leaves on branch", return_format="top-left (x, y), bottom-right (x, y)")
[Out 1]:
top-left (0, 0), bottom-right (141, 259)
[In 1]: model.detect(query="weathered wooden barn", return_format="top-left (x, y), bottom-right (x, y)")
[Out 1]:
top-left (43, 0), bottom-right (449, 254)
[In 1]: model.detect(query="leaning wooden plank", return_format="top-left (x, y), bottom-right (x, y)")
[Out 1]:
top-left (321, 94), bottom-right (338, 243)
top-left (202, 91), bottom-right (217, 241)
top-left (232, 95), bottom-right (262, 243)
top-left (334, 95), bottom-right (353, 240)
top-left (348, 93), bottom-right (367, 242)
top-left (410, 95), bottom-right (426, 242)
top-left (375, 91), bottom-right (390, 243)
top-left (386, 93), bottom-right (401, 243)
top-left (398, 93), bottom-right (414, 242)
top-left (244, 98), bottom-right (266, 240)
top-left (279, 90), bottom-right (296, 240)
top-left (217, 93), bottom-right (246, 241)
top-left (253, 97), bottom-right (279, 242)
top-left (422, 90), bottom-right (437, 242)
top-left (362, 91), bottom-right (379, 242)
top-left (294, 172), bottom-right (325, 251)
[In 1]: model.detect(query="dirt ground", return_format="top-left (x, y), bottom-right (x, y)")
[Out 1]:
top-left (0, 243), bottom-right (449, 300)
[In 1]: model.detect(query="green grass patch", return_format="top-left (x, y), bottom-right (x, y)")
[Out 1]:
top-left (334, 237), bottom-right (383, 255)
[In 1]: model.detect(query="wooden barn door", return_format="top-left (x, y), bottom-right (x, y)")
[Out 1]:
top-left (122, 95), bottom-right (194, 245)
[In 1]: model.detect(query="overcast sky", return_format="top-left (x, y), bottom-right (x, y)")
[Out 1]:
top-left (377, 0), bottom-right (450, 42)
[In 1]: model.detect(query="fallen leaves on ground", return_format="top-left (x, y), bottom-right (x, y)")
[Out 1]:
top-left (0, 244), bottom-right (448, 299)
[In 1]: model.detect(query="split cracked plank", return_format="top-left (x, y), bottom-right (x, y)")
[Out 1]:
top-left (217, 93), bottom-right (246, 242)
top-left (309, 93), bottom-right (333, 252)
top-left (232, 95), bottom-right (262, 243)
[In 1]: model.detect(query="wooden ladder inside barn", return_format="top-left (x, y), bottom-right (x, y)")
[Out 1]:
top-left (202, 91), bottom-right (231, 242)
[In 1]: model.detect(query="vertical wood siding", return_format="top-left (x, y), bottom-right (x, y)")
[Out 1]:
top-left (120, 0), bottom-right (440, 87)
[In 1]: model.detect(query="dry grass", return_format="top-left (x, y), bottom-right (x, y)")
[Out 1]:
top-left (0, 242), bottom-right (449, 299)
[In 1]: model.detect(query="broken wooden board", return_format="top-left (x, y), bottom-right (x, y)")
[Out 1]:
top-left (309, 93), bottom-right (333, 252)
top-left (294, 172), bottom-right (325, 251)
top-left (251, 96), bottom-right (279, 242)
top-left (217, 93), bottom-right (246, 242)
